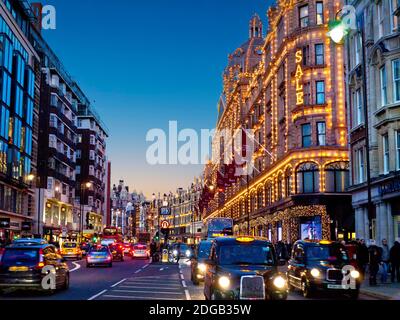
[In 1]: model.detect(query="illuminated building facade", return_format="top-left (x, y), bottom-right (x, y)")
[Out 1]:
top-left (203, 1), bottom-right (353, 243)
top-left (347, 0), bottom-right (400, 244)
top-left (0, 0), bottom-right (39, 241)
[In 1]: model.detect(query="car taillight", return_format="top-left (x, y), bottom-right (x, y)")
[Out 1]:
top-left (36, 261), bottom-right (45, 269)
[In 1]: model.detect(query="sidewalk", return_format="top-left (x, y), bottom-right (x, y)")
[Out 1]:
top-left (360, 278), bottom-right (400, 300)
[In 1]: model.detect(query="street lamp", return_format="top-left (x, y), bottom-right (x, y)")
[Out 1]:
top-left (80, 182), bottom-right (92, 241)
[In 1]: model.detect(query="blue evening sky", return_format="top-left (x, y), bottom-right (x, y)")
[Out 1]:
top-left (41, 0), bottom-right (272, 197)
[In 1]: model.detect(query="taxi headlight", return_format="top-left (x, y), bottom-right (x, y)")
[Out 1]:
top-left (310, 268), bottom-right (321, 278)
top-left (173, 250), bottom-right (178, 256)
top-left (350, 270), bottom-right (360, 279)
top-left (273, 276), bottom-right (286, 289)
top-left (185, 250), bottom-right (191, 257)
top-left (218, 276), bottom-right (230, 289)
top-left (197, 263), bottom-right (206, 273)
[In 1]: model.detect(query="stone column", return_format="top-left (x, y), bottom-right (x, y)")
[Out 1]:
top-left (355, 207), bottom-right (366, 240)
top-left (386, 202), bottom-right (394, 246)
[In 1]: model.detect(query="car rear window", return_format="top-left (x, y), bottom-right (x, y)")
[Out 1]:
top-left (2, 249), bottom-right (39, 266)
top-left (63, 243), bottom-right (77, 248)
top-left (90, 247), bottom-right (109, 253)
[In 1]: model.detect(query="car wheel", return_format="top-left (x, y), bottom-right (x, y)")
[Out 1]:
top-left (62, 273), bottom-right (70, 291)
top-left (301, 280), bottom-right (313, 299)
top-left (109, 263), bottom-right (113, 268)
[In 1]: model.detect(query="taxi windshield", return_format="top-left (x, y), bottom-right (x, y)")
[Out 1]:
top-left (219, 244), bottom-right (275, 266)
top-left (306, 244), bottom-right (349, 262)
top-left (63, 243), bottom-right (77, 248)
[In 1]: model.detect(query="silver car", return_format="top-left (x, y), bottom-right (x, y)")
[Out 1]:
top-left (86, 246), bottom-right (113, 268)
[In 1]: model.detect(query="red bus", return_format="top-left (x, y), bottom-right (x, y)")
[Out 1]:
top-left (102, 226), bottom-right (123, 243)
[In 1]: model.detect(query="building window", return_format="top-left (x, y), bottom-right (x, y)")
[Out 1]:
top-left (317, 122), bottom-right (326, 146)
top-left (257, 188), bottom-right (263, 209)
top-left (303, 82), bottom-right (311, 105)
top-left (355, 89), bottom-right (363, 126)
top-left (380, 66), bottom-right (388, 106)
top-left (302, 45), bottom-right (310, 66)
top-left (90, 135), bottom-right (95, 145)
top-left (393, 59), bottom-right (400, 102)
top-left (389, 0), bottom-right (399, 32)
top-left (316, 2), bottom-right (324, 25)
top-left (285, 168), bottom-right (292, 197)
top-left (265, 183), bottom-right (272, 206)
top-left (383, 134), bottom-right (390, 174)
top-left (316, 81), bottom-right (325, 104)
top-left (315, 44), bottom-right (324, 65)
top-left (357, 148), bottom-right (365, 183)
top-left (378, 2), bottom-right (384, 38)
top-left (277, 174), bottom-right (283, 201)
top-left (299, 5), bottom-right (309, 28)
top-left (297, 162), bottom-right (319, 194)
top-left (396, 131), bottom-right (400, 171)
top-left (354, 34), bottom-right (361, 66)
top-left (325, 162), bottom-right (350, 193)
top-left (302, 123), bottom-right (312, 147)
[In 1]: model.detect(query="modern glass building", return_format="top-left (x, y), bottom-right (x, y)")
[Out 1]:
top-left (0, 0), bottom-right (39, 241)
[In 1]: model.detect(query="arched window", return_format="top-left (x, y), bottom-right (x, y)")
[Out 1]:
top-left (239, 199), bottom-right (244, 216)
top-left (277, 174), bottom-right (283, 201)
top-left (265, 182), bottom-right (272, 206)
top-left (325, 162), bottom-right (350, 193)
top-left (285, 168), bottom-right (292, 197)
top-left (257, 187), bottom-right (263, 209)
top-left (250, 192), bottom-right (256, 213)
top-left (297, 162), bottom-right (320, 194)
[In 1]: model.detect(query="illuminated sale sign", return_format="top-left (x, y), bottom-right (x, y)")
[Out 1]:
top-left (295, 49), bottom-right (304, 106)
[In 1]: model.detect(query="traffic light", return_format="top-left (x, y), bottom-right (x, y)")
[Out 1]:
top-left (92, 233), bottom-right (98, 243)
top-left (154, 231), bottom-right (159, 242)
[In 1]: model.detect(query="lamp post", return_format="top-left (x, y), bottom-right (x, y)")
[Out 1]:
top-left (329, 9), bottom-right (373, 239)
top-left (80, 182), bottom-right (92, 241)
top-left (27, 174), bottom-right (39, 236)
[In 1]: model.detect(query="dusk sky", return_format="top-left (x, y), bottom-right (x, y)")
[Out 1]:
top-left (42, 0), bottom-right (272, 198)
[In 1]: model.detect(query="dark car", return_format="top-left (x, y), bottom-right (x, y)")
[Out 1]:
top-left (80, 243), bottom-right (92, 257)
top-left (0, 242), bottom-right (69, 294)
top-left (109, 243), bottom-right (125, 262)
top-left (191, 240), bottom-right (212, 285)
top-left (287, 240), bottom-right (361, 299)
top-left (203, 236), bottom-right (288, 300)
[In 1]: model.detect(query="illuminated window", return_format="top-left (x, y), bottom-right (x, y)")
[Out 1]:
top-left (380, 66), bottom-right (388, 106)
top-left (285, 168), bottom-right (292, 197)
top-left (297, 162), bottom-right (319, 194)
top-left (316, 2), bottom-right (324, 25)
top-left (383, 134), bottom-right (390, 174)
top-left (277, 174), bottom-right (283, 201)
top-left (302, 123), bottom-right (312, 147)
top-left (299, 5), bottom-right (309, 28)
top-left (316, 81), bottom-right (325, 104)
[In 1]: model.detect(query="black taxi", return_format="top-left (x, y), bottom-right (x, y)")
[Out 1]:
top-left (203, 236), bottom-right (288, 300)
top-left (287, 240), bottom-right (361, 299)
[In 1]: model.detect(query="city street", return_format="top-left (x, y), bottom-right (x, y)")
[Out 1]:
top-left (0, 258), bottom-right (381, 301)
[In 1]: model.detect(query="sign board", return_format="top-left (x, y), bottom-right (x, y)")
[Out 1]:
top-left (161, 220), bottom-right (170, 229)
top-left (160, 207), bottom-right (170, 216)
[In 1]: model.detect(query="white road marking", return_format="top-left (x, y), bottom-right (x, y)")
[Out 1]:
top-left (142, 264), bottom-right (149, 269)
top-left (160, 268), bottom-right (164, 271)
top-left (111, 278), bottom-right (127, 288)
top-left (70, 262), bottom-right (81, 273)
top-left (120, 285), bottom-right (182, 290)
top-left (112, 289), bottom-right (182, 295)
top-left (88, 289), bottom-right (107, 301)
top-left (103, 295), bottom-right (184, 300)
top-left (180, 274), bottom-right (184, 280)
top-left (134, 269), bottom-right (141, 274)
top-left (181, 280), bottom-right (187, 288)
top-left (185, 289), bottom-right (191, 300)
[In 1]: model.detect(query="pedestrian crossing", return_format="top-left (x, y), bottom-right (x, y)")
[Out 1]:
top-left (95, 264), bottom-right (188, 300)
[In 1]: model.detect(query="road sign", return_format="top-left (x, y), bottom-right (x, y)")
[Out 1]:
top-left (160, 207), bottom-right (170, 215)
top-left (161, 220), bottom-right (170, 229)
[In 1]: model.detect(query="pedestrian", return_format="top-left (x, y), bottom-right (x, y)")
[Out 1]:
top-left (390, 241), bottom-right (400, 283)
top-left (368, 244), bottom-right (382, 286)
top-left (357, 239), bottom-right (369, 278)
top-left (379, 239), bottom-right (390, 283)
